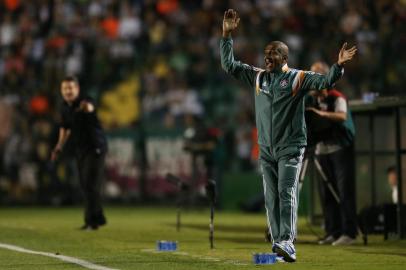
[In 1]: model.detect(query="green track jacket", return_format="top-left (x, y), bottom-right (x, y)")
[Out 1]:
top-left (220, 37), bottom-right (344, 159)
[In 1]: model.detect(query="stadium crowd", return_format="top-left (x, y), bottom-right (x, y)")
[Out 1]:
top-left (0, 0), bottom-right (403, 203)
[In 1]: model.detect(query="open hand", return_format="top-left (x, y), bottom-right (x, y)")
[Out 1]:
top-left (338, 42), bottom-right (357, 66)
top-left (223, 9), bottom-right (240, 37)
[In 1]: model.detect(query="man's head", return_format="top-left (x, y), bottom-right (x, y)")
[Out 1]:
top-left (387, 166), bottom-right (397, 187)
top-left (311, 61), bottom-right (329, 75)
top-left (311, 61), bottom-right (330, 99)
top-left (61, 76), bottom-right (80, 104)
top-left (264, 41), bottom-right (289, 72)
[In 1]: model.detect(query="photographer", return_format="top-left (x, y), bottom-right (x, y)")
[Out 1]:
top-left (306, 61), bottom-right (357, 245)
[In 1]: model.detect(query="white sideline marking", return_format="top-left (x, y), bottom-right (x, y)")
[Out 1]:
top-left (0, 243), bottom-right (118, 270)
top-left (141, 249), bottom-right (247, 265)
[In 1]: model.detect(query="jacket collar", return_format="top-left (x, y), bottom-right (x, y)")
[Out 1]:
top-left (272, 63), bottom-right (289, 74)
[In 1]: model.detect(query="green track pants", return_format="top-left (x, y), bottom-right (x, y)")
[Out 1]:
top-left (259, 145), bottom-right (305, 243)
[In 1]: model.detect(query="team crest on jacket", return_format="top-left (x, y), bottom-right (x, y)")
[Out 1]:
top-left (280, 79), bottom-right (289, 88)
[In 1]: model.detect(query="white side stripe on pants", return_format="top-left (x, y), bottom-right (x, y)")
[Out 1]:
top-left (262, 173), bottom-right (274, 243)
top-left (289, 148), bottom-right (305, 242)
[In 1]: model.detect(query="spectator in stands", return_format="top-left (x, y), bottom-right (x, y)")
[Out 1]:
top-left (0, 0), bottom-right (403, 205)
top-left (387, 166), bottom-right (398, 204)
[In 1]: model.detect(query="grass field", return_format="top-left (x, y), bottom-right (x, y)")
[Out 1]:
top-left (0, 207), bottom-right (405, 270)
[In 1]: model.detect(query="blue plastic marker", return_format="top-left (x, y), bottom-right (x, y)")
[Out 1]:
top-left (253, 253), bottom-right (277, 264)
top-left (156, 241), bottom-right (177, 251)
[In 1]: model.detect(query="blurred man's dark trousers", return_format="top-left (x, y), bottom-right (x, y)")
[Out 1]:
top-left (316, 145), bottom-right (357, 238)
top-left (76, 150), bottom-right (107, 227)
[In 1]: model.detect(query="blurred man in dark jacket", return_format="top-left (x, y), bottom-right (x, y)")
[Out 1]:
top-left (51, 76), bottom-right (108, 230)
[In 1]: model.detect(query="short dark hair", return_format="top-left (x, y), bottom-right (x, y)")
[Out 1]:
top-left (387, 166), bottom-right (396, 174)
top-left (266, 41), bottom-right (289, 58)
top-left (62, 75), bottom-right (79, 85)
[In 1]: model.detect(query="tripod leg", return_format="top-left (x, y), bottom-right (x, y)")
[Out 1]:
top-left (176, 207), bottom-right (181, 232)
top-left (298, 158), bottom-right (309, 192)
top-left (314, 158), bottom-right (341, 203)
top-left (209, 203), bottom-right (214, 249)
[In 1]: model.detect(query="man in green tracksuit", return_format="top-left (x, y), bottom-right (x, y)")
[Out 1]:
top-left (220, 9), bottom-right (357, 262)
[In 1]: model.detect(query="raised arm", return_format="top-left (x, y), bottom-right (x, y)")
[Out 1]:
top-left (220, 9), bottom-right (262, 87)
top-left (296, 43), bottom-right (357, 93)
